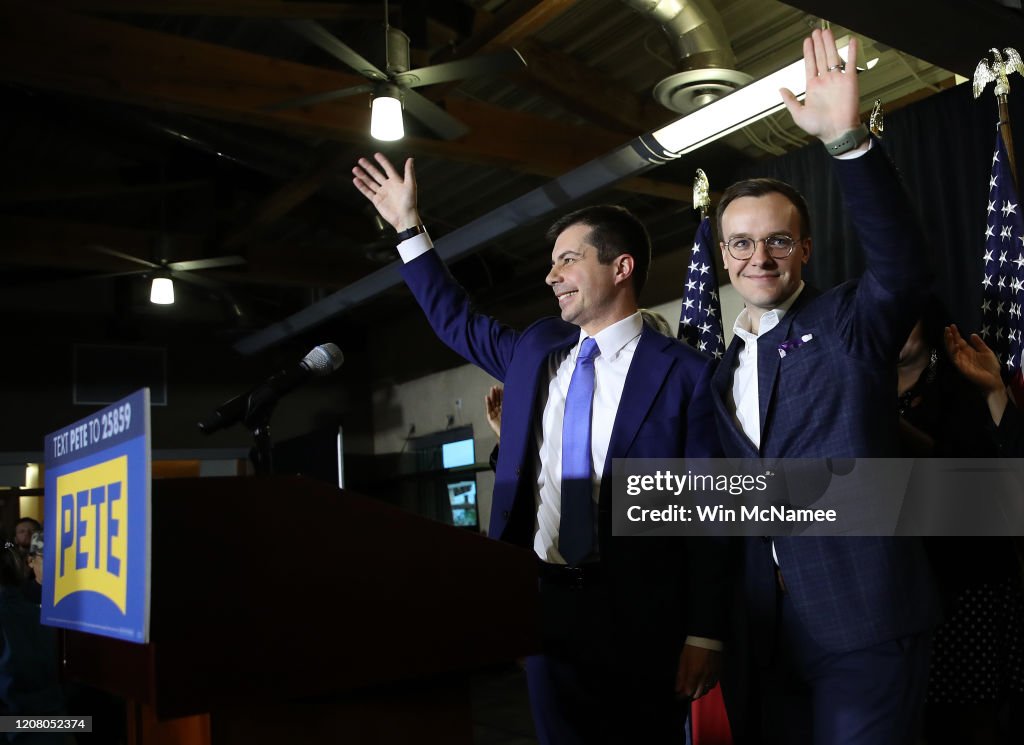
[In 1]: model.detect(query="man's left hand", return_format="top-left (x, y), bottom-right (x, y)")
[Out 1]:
top-left (675, 644), bottom-right (721, 700)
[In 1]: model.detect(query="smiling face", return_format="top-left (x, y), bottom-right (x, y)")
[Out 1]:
top-left (720, 192), bottom-right (811, 329)
top-left (545, 223), bottom-right (633, 336)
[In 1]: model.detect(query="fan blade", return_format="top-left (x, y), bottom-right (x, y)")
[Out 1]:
top-left (284, 19), bottom-right (386, 80)
top-left (403, 89), bottom-right (470, 140)
top-left (169, 269), bottom-right (223, 290)
top-left (396, 48), bottom-right (526, 89)
top-left (89, 245), bottom-right (161, 270)
top-left (264, 82), bottom-right (374, 111)
top-left (167, 256), bottom-right (247, 272)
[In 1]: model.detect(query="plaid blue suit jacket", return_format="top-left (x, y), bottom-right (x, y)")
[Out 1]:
top-left (711, 142), bottom-right (939, 654)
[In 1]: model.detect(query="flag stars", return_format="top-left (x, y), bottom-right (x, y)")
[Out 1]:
top-left (1002, 200), bottom-right (1018, 217)
top-left (686, 279), bottom-right (697, 292)
top-left (1000, 250), bottom-right (1009, 265)
top-left (991, 174), bottom-right (999, 190)
top-left (1001, 226), bottom-right (1014, 241)
top-left (985, 225), bottom-right (996, 240)
top-left (988, 200), bottom-right (997, 215)
top-left (683, 298), bottom-right (695, 310)
top-left (983, 275), bottom-right (994, 288)
top-left (984, 249), bottom-right (995, 264)
top-left (699, 263), bottom-right (710, 275)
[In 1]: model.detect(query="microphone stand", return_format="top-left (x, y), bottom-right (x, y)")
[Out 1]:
top-left (242, 387), bottom-right (280, 476)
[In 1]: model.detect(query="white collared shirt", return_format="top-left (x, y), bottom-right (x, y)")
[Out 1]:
top-left (533, 314), bottom-right (642, 564)
top-left (728, 283), bottom-right (805, 449)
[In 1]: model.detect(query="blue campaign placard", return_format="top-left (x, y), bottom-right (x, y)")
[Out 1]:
top-left (42, 389), bottom-right (151, 643)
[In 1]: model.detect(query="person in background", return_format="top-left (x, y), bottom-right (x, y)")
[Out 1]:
top-left (485, 384), bottom-right (503, 471)
top-left (945, 324), bottom-right (1024, 454)
top-left (23, 533), bottom-right (43, 606)
top-left (894, 305), bottom-right (1023, 744)
top-left (0, 542), bottom-right (66, 743)
top-left (13, 518), bottom-right (40, 557)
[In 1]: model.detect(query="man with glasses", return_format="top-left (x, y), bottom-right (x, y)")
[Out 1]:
top-left (710, 29), bottom-right (937, 745)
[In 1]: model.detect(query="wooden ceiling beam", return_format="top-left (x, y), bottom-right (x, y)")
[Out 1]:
top-left (42, 1), bottom-right (380, 19)
top-left (0, 215), bottom-right (372, 288)
top-left (0, 2), bottom-right (685, 200)
top-left (440, 0), bottom-right (580, 60)
top-left (514, 39), bottom-right (673, 135)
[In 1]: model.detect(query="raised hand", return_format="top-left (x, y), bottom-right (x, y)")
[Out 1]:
top-left (945, 324), bottom-right (1003, 394)
top-left (485, 384), bottom-right (503, 440)
top-left (780, 28), bottom-right (862, 144)
top-left (945, 324), bottom-right (1009, 425)
top-left (352, 153), bottom-right (421, 232)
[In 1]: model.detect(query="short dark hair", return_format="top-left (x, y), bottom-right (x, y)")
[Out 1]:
top-left (716, 178), bottom-right (812, 242)
top-left (545, 205), bottom-right (652, 297)
top-left (16, 517), bottom-right (41, 532)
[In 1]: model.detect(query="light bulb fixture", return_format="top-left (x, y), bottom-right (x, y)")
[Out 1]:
top-left (648, 39), bottom-right (853, 156)
top-left (150, 275), bottom-right (174, 305)
top-left (370, 83), bottom-right (404, 141)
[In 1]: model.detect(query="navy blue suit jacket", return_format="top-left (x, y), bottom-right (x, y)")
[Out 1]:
top-left (711, 143), bottom-right (938, 654)
top-left (400, 249), bottom-right (730, 652)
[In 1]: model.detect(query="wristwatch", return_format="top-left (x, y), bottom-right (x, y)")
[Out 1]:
top-left (395, 224), bottom-right (426, 242)
top-left (824, 124), bottom-right (870, 156)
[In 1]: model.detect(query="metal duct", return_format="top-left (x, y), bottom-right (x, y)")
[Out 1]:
top-left (621, 0), bottom-right (751, 114)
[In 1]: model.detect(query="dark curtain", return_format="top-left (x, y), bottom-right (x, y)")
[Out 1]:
top-left (734, 82), bottom-right (1024, 330)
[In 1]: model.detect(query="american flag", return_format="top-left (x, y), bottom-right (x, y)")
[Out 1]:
top-left (677, 215), bottom-right (725, 359)
top-left (979, 127), bottom-right (1024, 397)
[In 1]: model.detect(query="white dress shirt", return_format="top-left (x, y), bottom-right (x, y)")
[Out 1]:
top-left (728, 283), bottom-right (805, 449)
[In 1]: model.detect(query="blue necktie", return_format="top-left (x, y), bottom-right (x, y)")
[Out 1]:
top-left (560, 337), bottom-right (600, 566)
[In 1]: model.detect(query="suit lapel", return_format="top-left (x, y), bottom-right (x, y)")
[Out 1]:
top-left (755, 288), bottom-right (816, 445)
top-left (603, 328), bottom-right (672, 479)
top-left (713, 340), bottom-right (760, 457)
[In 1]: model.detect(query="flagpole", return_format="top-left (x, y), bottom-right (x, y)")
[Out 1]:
top-left (997, 94), bottom-right (1018, 187)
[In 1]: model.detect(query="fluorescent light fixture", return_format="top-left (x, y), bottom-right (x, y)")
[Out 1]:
top-left (370, 89), bottom-right (404, 141)
top-left (150, 276), bottom-right (174, 304)
top-left (650, 41), bottom-right (852, 156)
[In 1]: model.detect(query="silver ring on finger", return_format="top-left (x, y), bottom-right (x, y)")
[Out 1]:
top-left (827, 62), bottom-right (845, 72)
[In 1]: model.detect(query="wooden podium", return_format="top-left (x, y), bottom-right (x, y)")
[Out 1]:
top-left (61, 476), bottom-right (539, 745)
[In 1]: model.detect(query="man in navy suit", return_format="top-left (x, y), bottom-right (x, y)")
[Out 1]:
top-left (711, 29), bottom-right (937, 744)
top-left (353, 154), bottom-right (729, 743)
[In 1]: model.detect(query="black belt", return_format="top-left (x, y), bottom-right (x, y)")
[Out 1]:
top-left (538, 561), bottom-right (605, 590)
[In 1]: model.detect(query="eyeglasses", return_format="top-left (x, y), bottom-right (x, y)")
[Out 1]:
top-left (722, 234), bottom-right (804, 260)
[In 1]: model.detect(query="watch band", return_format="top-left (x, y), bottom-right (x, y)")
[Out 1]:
top-left (395, 224), bottom-right (426, 243)
top-left (824, 124), bottom-right (870, 156)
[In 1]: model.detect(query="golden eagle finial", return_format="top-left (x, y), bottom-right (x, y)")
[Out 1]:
top-left (693, 169), bottom-right (710, 217)
top-left (973, 47), bottom-right (1024, 99)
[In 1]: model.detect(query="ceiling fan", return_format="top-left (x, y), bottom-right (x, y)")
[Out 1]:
top-left (265, 1), bottom-right (526, 140)
top-left (88, 240), bottom-right (246, 301)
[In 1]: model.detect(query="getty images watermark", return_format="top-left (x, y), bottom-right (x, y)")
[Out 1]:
top-left (612, 459), bottom-right (1024, 537)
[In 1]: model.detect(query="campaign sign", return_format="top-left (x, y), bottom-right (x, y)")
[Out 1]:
top-left (42, 389), bottom-right (151, 643)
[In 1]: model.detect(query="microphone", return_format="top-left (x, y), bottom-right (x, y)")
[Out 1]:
top-left (199, 343), bottom-right (344, 434)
